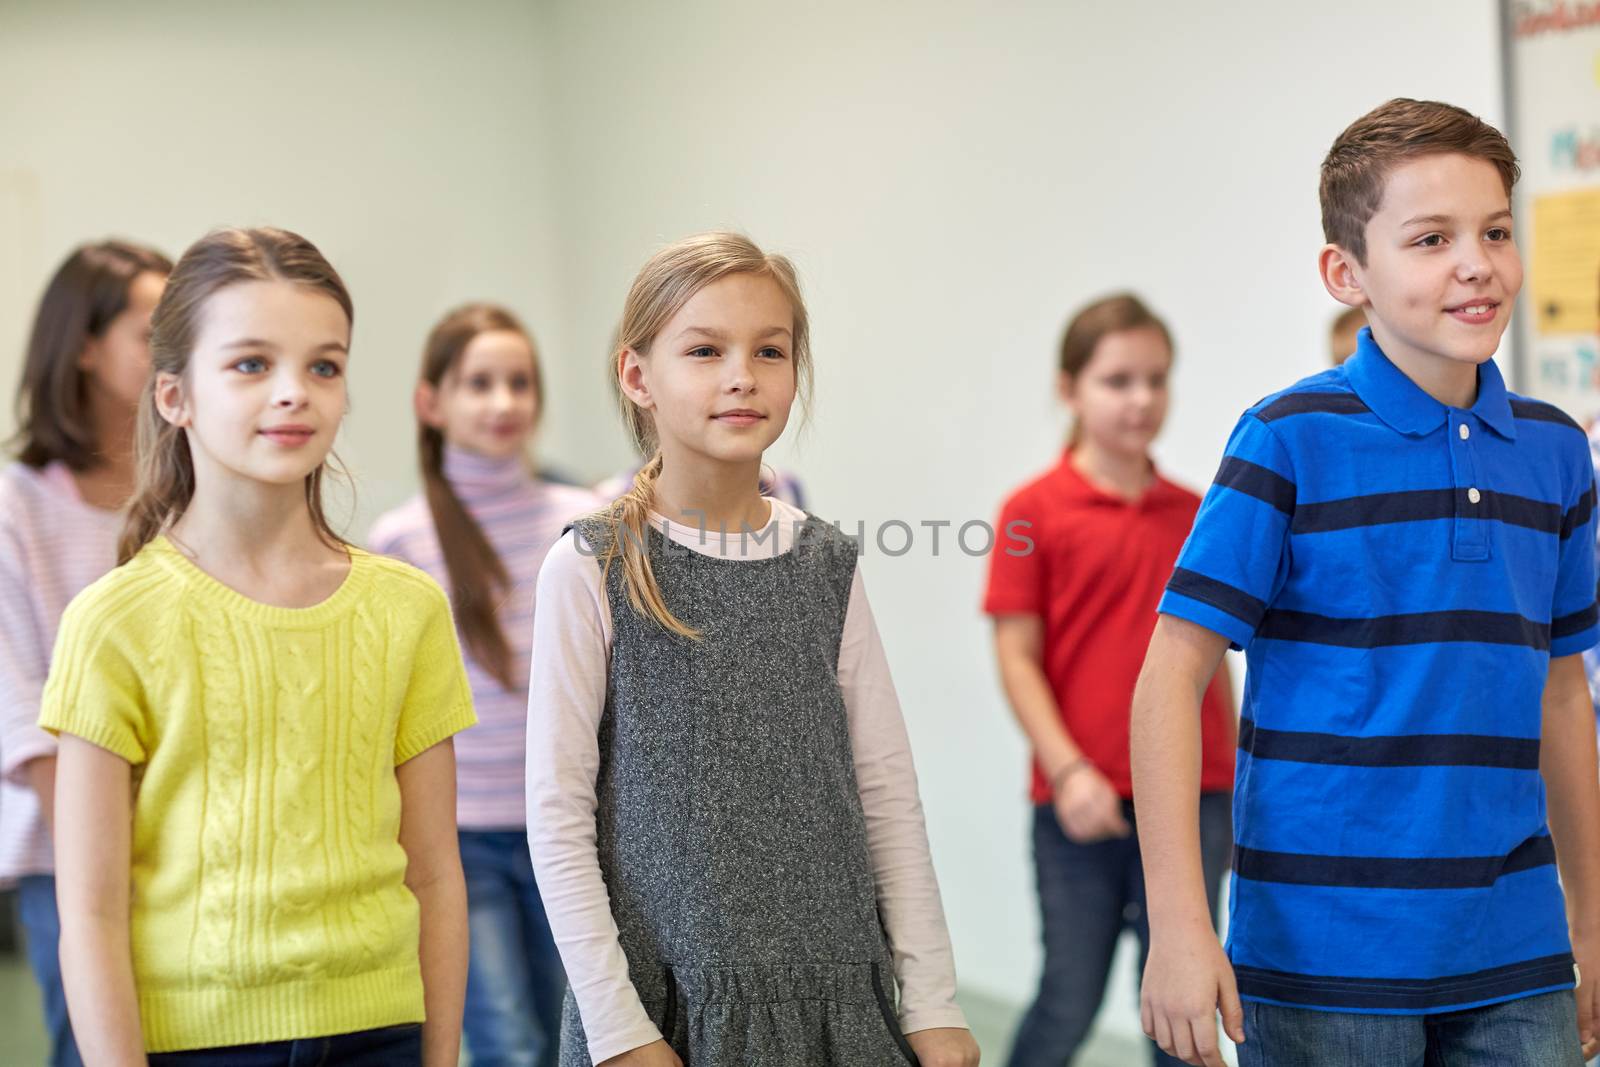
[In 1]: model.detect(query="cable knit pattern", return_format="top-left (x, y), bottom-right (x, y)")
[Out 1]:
top-left (344, 599), bottom-right (394, 969)
top-left (270, 626), bottom-right (323, 981)
top-left (194, 605), bottom-right (247, 987)
top-left (38, 537), bottom-right (476, 1053)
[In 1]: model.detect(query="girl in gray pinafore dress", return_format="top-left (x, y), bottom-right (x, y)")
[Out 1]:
top-left (560, 513), bottom-right (919, 1066)
top-left (525, 232), bottom-right (975, 1067)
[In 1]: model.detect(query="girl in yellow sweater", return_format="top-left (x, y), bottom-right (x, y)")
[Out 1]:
top-left (40, 228), bottom-right (477, 1067)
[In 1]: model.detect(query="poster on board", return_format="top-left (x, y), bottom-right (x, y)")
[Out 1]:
top-left (1503, 1), bottom-right (1600, 418)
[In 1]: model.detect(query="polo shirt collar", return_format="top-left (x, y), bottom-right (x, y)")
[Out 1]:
top-left (1344, 327), bottom-right (1516, 440)
top-left (1055, 449), bottom-right (1179, 505)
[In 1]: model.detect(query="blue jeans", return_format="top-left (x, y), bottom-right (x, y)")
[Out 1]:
top-left (1006, 793), bottom-right (1233, 1067)
top-left (18, 874), bottom-right (82, 1067)
top-left (1236, 991), bottom-right (1583, 1066)
top-left (459, 830), bottom-right (567, 1067)
top-left (147, 1024), bottom-right (421, 1065)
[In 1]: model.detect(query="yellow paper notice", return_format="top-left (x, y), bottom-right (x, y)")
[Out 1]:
top-left (1532, 187), bottom-right (1600, 337)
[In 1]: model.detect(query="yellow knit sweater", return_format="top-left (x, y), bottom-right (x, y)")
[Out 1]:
top-left (39, 537), bottom-right (476, 1052)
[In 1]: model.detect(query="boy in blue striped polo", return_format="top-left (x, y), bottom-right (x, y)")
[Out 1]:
top-left (1129, 98), bottom-right (1600, 1067)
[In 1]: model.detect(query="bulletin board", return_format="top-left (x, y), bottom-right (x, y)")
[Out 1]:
top-left (1502, 1), bottom-right (1600, 416)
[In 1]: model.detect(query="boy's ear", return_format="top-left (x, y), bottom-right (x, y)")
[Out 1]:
top-left (414, 381), bottom-right (446, 429)
top-left (618, 348), bottom-right (654, 411)
top-left (1319, 243), bottom-right (1369, 309)
top-left (153, 371), bottom-right (189, 428)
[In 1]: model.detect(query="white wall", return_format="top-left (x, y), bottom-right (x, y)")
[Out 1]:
top-left (3, 0), bottom-right (1507, 1048)
top-left (0, 0), bottom-right (576, 524)
top-left (536, 0), bottom-right (1507, 1029)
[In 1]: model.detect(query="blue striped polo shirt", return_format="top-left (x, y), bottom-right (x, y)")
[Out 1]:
top-left (1160, 328), bottom-right (1600, 1015)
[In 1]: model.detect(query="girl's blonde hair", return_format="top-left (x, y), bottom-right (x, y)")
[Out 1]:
top-left (417, 303), bottom-right (542, 690)
top-left (118, 227), bottom-right (353, 564)
top-left (604, 231), bottom-right (812, 637)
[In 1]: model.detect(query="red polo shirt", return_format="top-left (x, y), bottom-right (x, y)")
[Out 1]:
top-left (985, 452), bottom-right (1236, 804)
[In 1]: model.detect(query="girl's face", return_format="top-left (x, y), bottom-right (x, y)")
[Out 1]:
top-left (1060, 325), bottom-right (1171, 457)
top-left (622, 272), bottom-right (797, 470)
top-left (418, 329), bottom-right (540, 459)
top-left (157, 280), bottom-right (350, 489)
top-left (79, 270), bottom-right (165, 413)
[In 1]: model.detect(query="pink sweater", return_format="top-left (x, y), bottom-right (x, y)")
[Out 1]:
top-left (368, 447), bottom-right (601, 829)
top-left (0, 462), bottom-right (123, 884)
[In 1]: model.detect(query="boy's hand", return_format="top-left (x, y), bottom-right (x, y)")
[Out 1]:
top-left (1140, 919), bottom-right (1244, 1067)
top-left (598, 1040), bottom-right (682, 1067)
top-left (906, 1026), bottom-right (980, 1066)
top-left (1573, 931), bottom-right (1599, 1058)
top-left (1054, 764), bottom-right (1131, 843)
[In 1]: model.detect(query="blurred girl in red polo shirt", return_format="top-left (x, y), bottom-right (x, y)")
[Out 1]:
top-left (984, 294), bottom-right (1236, 1067)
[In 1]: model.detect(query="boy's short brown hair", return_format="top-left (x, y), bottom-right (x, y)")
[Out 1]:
top-left (1320, 98), bottom-right (1519, 265)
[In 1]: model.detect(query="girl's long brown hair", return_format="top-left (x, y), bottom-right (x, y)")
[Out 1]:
top-left (11, 240), bottom-right (172, 470)
top-left (604, 232), bottom-right (812, 637)
top-left (118, 227), bottom-right (353, 564)
top-left (417, 304), bottom-right (542, 690)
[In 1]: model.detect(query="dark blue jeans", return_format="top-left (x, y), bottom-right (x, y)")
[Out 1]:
top-left (1006, 793), bottom-right (1233, 1067)
top-left (459, 830), bottom-right (567, 1067)
top-left (18, 874), bottom-right (82, 1067)
top-left (1237, 991), bottom-right (1583, 1066)
top-left (147, 1024), bottom-right (421, 1066)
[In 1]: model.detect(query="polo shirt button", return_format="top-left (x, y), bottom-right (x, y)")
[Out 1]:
top-left (1459, 424), bottom-right (1470, 440)
top-left (1468, 488), bottom-right (1481, 504)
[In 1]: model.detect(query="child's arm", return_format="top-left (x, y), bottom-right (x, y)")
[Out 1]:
top-left (397, 738), bottom-right (469, 1067)
top-left (1130, 614), bottom-right (1243, 1067)
top-left (841, 568), bottom-right (979, 1067)
top-left (54, 733), bottom-right (145, 1066)
top-left (993, 614), bottom-right (1129, 841)
top-left (1546, 434), bottom-right (1600, 1057)
top-left (1541, 652), bottom-right (1600, 1058)
top-left (526, 533), bottom-right (680, 1067)
top-left (0, 529), bottom-right (61, 833)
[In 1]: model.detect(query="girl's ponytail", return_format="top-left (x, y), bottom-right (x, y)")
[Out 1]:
top-left (415, 304), bottom-right (540, 690)
top-left (598, 451), bottom-right (700, 638)
top-left (118, 388), bottom-right (196, 564)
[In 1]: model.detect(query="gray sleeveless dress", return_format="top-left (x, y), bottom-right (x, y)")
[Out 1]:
top-left (557, 514), bottom-right (921, 1067)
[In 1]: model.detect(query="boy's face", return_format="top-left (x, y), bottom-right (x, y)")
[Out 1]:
top-left (1348, 152), bottom-right (1522, 372)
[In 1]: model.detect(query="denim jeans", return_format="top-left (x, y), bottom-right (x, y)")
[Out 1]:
top-left (1006, 793), bottom-right (1233, 1067)
top-left (1236, 991), bottom-right (1583, 1066)
top-left (18, 874), bottom-right (82, 1067)
top-left (459, 830), bottom-right (567, 1067)
top-left (147, 1024), bottom-right (422, 1066)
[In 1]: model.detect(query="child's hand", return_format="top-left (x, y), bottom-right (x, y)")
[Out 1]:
top-left (1053, 763), bottom-right (1131, 843)
top-left (1140, 918), bottom-right (1242, 1067)
top-left (906, 1025), bottom-right (980, 1066)
top-left (1572, 931), bottom-right (1599, 1059)
top-left (598, 1039), bottom-right (683, 1067)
